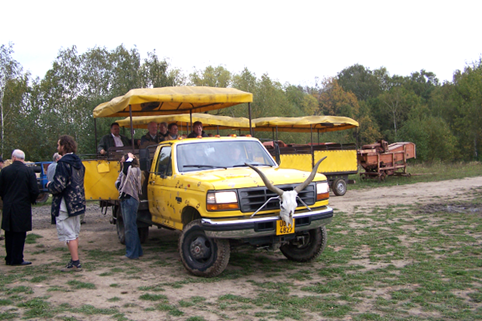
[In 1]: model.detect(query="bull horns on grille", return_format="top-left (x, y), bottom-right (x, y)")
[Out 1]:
top-left (245, 163), bottom-right (284, 196)
top-left (245, 156), bottom-right (326, 195)
top-left (294, 156), bottom-right (326, 193)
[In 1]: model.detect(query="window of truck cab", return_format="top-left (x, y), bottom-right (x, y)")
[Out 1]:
top-left (176, 140), bottom-right (276, 173)
top-left (155, 146), bottom-right (172, 176)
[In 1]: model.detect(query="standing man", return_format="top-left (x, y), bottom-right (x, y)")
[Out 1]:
top-left (97, 122), bottom-right (131, 155)
top-left (187, 121), bottom-right (208, 138)
top-left (139, 121), bottom-right (161, 147)
top-left (0, 149), bottom-right (40, 266)
top-left (48, 135), bottom-right (86, 272)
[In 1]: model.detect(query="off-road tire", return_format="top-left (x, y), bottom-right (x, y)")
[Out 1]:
top-left (179, 220), bottom-right (230, 277)
top-left (115, 207), bottom-right (126, 245)
top-left (332, 178), bottom-right (347, 196)
top-left (280, 226), bottom-right (327, 262)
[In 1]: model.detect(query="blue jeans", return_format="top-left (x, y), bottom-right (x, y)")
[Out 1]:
top-left (120, 197), bottom-right (143, 259)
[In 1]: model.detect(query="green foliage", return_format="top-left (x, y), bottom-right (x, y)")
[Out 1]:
top-left (399, 109), bottom-right (457, 162)
top-left (1, 43), bottom-right (481, 162)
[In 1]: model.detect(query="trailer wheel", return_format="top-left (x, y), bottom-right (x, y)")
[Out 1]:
top-left (332, 178), bottom-right (347, 196)
top-left (138, 227), bottom-right (149, 244)
top-left (115, 207), bottom-right (126, 245)
top-left (280, 226), bottom-right (327, 262)
top-left (179, 220), bottom-right (230, 277)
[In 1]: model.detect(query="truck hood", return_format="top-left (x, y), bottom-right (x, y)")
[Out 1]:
top-left (175, 166), bottom-right (326, 190)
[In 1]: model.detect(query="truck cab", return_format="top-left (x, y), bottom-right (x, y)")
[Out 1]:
top-left (138, 136), bottom-right (333, 276)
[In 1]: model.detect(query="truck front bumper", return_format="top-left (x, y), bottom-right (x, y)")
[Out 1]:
top-left (202, 206), bottom-right (333, 239)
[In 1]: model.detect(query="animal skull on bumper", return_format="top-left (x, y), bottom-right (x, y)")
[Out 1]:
top-left (246, 157), bottom-right (326, 226)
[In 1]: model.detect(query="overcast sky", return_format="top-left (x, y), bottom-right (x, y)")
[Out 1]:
top-left (2, 0), bottom-right (481, 86)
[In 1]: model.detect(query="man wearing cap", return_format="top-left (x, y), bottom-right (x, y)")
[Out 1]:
top-left (0, 150), bottom-right (40, 266)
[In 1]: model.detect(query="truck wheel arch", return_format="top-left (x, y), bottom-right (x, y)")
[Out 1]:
top-left (182, 206), bottom-right (202, 227)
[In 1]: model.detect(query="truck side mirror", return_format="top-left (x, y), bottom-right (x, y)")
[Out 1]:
top-left (139, 148), bottom-right (151, 171)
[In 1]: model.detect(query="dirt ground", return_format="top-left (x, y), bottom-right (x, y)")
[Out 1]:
top-left (2, 176), bottom-right (482, 320)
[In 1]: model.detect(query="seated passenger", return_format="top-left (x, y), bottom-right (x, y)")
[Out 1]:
top-left (187, 121), bottom-right (208, 138)
top-left (159, 122), bottom-right (169, 141)
top-left (98, 122), bottom-right (132, 155)
top-left (166, 123), bottom-right (179, 140)
top-left (140, 121), bottom-right (161, 147)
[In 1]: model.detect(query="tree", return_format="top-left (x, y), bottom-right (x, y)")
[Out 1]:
top-left (399, 106), bottom-right (457, 162)
top-left (451, 58), bottom-right (482, 160)
top-left (0, 43), bottom-right (25, 157)
top-left (337, 64), bottom-right (383, 101)
top-left (189, 65), bottom-right (232, 88)
top-left (316, 78), bottom-right (360, 118)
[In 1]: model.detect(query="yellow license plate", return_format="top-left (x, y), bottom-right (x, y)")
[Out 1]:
top-left (276, 220), bottom-right (295, 235)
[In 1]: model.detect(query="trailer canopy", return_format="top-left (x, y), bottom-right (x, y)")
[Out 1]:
top-left (253, 116), bottom-right (359, 133)
top-left (117, 113), bottom-right (253, 131)
top-left (93, 86), bottom-right (253, 118)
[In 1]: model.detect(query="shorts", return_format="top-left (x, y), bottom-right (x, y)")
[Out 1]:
top-left (56, 210), bottom-right (81, 242)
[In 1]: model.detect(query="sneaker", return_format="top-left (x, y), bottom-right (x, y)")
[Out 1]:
top-left (61, 260), bottom-right (82, 272)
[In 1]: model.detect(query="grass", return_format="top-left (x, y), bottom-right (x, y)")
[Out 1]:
top-left (1, 162), bottom-right (481, 320)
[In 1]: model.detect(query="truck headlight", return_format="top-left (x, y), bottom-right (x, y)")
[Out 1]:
top-left (207, 191), bottom-right (239, 211)
top-left (316, 182), bottom-right (330, 201)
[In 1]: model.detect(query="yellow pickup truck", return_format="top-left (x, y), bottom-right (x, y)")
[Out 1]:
top-left (84, 87), bottom-right (334, 277)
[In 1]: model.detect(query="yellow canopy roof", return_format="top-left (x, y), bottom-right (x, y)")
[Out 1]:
top-left (253, 116), bottom-right (359, 133)
top-left (117, 113), bottom-right (253, 130)
top-left (93, 86), bottom-right (253, 118)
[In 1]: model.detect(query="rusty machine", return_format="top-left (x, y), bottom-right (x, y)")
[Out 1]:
top-left (357, 140), bottom-right (416, 181)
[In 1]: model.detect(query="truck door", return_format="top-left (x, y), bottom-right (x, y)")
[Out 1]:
top-left (148, 146), bottom-right (180, 229)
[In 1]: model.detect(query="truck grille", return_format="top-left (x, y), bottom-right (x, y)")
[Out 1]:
top-left (238, 183), bottom-right (316, 213)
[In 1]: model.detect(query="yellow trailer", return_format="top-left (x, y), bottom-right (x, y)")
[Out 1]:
top-left (253, 116), bottom-right (359, 196)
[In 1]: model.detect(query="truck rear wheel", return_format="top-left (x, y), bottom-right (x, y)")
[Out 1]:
top-left (179, 220), bottom-right (230, 277)
top-left (116, 213), bottom-right (126, 245)
top-left (138, 227), bottom-right (149, 244)
top-left (280, 226), bottom-right (327, 262)
top-left (332, 178), bottom-right (347, 196)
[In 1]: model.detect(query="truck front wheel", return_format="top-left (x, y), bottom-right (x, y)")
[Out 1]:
top-left (280, 226), bottom-right (327, 262)
top-left (179, 220), bottom-right (230, 277)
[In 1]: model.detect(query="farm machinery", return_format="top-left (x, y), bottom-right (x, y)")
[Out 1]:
top-left (357, 140), bottom-right (416, 181)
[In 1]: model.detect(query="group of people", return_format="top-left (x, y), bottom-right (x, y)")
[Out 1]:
top-left (0, 136), bottom-right (86, 271)
top-left (1, 119), bottom-right (209, 268)
top-left (1, 133), bottom-right (145, 270)
top-left (97, 121), bottom-right (208, 156)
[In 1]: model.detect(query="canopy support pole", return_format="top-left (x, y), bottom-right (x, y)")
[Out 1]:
top-left (248, 103), bottom-right (253, 136)
top-left (129, 105), bottom-right (135, 152)
top-left (310, 125), bottom-right (314, 168)
top-left (94, 118), bottom-right (98, 154)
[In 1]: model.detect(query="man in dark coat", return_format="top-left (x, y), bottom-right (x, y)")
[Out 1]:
top-left (0, 149), bottom-right (40, 266)
top-left (97, 122), bottom-right (131, 155)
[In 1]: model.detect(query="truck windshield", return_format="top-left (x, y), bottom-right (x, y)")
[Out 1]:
top-left (176, 140), bottom-right (276, 172)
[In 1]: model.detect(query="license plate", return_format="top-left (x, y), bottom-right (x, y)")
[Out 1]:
top-left (276, 219), bottom-right (295, 235)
